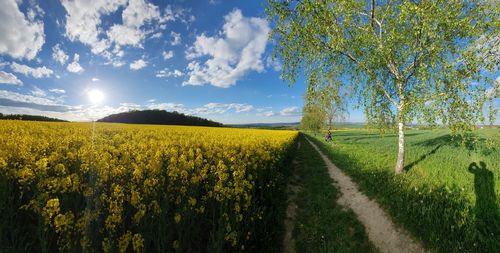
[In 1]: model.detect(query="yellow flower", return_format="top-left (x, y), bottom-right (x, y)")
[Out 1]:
top-left (43, 198), bottom-right (60, 223)
top-left (174, 213), bottom-right (181, 224)
top-left (188, 197), bottom-right (197, 207)
top-left (132, 233), bottom-right (144, 252)
top-left (54, 212), bottom-right (74, 233)
top-left (118, 231), bottom-right (132, 253)
top-left (102, 237), bottom-right (112, 253)
top-left (1, 121), bottom-right (299, 252)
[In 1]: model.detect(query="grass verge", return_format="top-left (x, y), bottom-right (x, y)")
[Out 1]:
top-left (291, 134), bottom-right (377, 253)
top-left (305, 129), bottom-right (499, 253)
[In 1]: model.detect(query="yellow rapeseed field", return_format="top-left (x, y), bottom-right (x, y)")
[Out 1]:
top-left (0, 121), bottom-right (298, 252)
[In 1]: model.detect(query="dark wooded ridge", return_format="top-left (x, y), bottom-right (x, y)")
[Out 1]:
top-left (97, 109), bottom-right (223, 127)
top-left (0, 113), bottom-right (67, 122)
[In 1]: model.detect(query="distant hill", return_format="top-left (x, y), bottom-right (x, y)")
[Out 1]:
top-left (0, 113), bottom-right (67, 122)
top-left (229, 122), bottom-right (300, 130)
top-left (228, 122), bottom-right (367, 130)
top-left (97, 110), bottom-right (223, 127)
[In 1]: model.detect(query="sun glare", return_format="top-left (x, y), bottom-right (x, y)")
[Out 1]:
top-left (87, 89), bottom-right (104, 104)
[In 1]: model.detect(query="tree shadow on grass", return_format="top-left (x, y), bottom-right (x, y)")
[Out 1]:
top-left (468, 162), bottom-right (500, 250)
top-left (405, 133), bottom-right (486, 172)
top-left (404, 144), bottom-right (444, 172)
top-left (413, 134), bottom-right (452, 147)
top-left (414, 133), bottom-right (487, 151)
top-left (342, 132), bottom-right (423, 142)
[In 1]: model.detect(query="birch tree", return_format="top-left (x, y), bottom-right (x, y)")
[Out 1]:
top-left (305, 75), bottom-right (347, 129)
top-left (300, 98), bottom-right (326, 134)
top-left (267, 0), bottom-right (499, 173)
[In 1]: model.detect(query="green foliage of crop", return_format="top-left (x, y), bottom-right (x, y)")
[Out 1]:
top-left (306, 128), bottom-right (500, 253)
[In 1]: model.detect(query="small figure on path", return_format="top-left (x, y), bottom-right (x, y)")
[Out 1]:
top-left (325, 129), bottom-right (332, 142)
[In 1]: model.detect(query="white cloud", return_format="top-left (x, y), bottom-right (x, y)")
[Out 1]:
top-left (67, 54), bottom-right (84, 73)
top-left (106, 0), bottom-right (162, 47)
top-left (233, 104), bottom-right (253, 112)
top-left (0, 106), bottom-right (74, 120)
top-left (31, 86), bottom-right (47, 97)
top-left (146, 102), bottom-right (254, 115)
top-left (130, 59), bottom-right (147, 70)
top-left (0, 94), bottom-right (268, 123)
top-left (0, 89), bottom-right (145, 121)
top-left (49, 89), bottom-right (66, 94)
top-left (92, 77), bottom-right (100, 82)
top-left (61, 0), bottom-right (122, 54)
top-left (114, 48), bottom-right (125, 58)
top-left (150, 32), bottom-right (162, 39)
top-left (0, 0), bottom-right (45, 60)
top-left (61, 0), bottom-right (191, 58)
top-left (257, 110), bottom-right (275, 117)
top-left (156, 69), bottom-right (184, 78)
top-left (108, 60), bottom-right (126, 68)
top-left (118, 102), bottom-right (142, 111)
top-left (123, 0), bottom-right (160, 27)
top-left (107, 24), bottom-right (145, 47)
top-left (147, 102), bottom-right (185, 112)
top-left (280, 106), bottom-right (300, 116)
top-left (171, 31), bottom-right (182, 45)
top-left (10, 62), bottom-right (53, 78)
top-left (0, 71), bottom-right (22, 85)
top-left (266, 56), bottom-right (282, 72)
top-left (0, 90), bottom-right (67, 110)
top-left (192, 103), bottom-right (254, 115)
top-left (27, 4), bottom-right (45, 22)
top-left (52, 44), bottom-right (69, 65)
top-left (184, 9), bottom-right (270, 88)
top-left (163, 5), bottom-right (195, 24)
top-left (162, 50), bottom-right (174, 60)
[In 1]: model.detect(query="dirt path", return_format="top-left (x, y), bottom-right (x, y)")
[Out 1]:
top-left (283, 178), bottom-right (300, 253)
top-left (283, 141), bottom-right (301, 253)
top-left (305, 138), bottom-right (426, 253)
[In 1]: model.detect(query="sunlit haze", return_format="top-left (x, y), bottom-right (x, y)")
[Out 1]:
top-left (87, 89), bottom-right (105, 105)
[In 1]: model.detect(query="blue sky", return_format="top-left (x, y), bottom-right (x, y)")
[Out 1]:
top-left (0, 0), bottom-right (369, 124)
top-left (3, 0), bottom-right (495, 125)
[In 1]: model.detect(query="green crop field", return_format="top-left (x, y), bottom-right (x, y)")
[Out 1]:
top-left (306, 128), bottom-right (500, 253)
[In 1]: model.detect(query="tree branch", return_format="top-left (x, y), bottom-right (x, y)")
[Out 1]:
top-left (312, 15), bottom-right (399, 108)
top-left (370, 0), bottom-right (375, 28)
top-left (336, 50), bottom-right (398, 107)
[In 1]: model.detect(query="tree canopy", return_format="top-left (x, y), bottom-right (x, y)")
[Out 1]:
top-left (300, 100), bottom-right (325, 133)
top-left (267, 0), bottom-right (499, 173)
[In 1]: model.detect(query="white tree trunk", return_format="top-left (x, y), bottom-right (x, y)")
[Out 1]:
top-left (395, 120), bottom-right (405, 174)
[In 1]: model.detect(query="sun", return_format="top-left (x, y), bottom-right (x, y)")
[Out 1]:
top-left (87, 89), bottom-right (105, 104)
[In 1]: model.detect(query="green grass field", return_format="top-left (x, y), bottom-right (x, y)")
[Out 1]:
top-left (306, 128), bottom-right (499, 253)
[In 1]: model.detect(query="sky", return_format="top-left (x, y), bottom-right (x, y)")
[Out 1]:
top-left (0, 0), bottom-right (369, 124)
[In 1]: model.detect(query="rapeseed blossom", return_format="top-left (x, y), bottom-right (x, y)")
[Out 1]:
top-left (0, 121), bottom-right (297, 252)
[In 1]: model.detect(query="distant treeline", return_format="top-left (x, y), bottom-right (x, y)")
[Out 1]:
top-left (97, 109), bottom-right (223, 127)
top-left (0, 113), bottom-right (67, 122)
